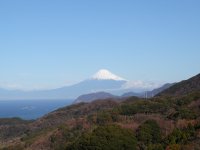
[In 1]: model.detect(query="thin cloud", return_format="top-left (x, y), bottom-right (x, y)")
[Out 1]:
top-left (122, 80), bottom-right (162, 90)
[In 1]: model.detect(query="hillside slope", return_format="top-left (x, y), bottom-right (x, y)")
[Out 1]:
top-left (1, 73), bottom-right (200, 150)
top-left (158, 73), bottom-right (200, 97)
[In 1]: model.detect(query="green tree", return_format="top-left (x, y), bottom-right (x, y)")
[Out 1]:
top-left (137, 120), bottom-right (161, 145)
top-left (67, 125), bottom-right (137, 150)
top-left (166, 124), bottom-right (196, 145)
top-left (96, 111), bottom-right (112, 125)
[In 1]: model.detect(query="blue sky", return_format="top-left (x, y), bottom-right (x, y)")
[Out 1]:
top-left (0, 0), bottom-right (200, 90)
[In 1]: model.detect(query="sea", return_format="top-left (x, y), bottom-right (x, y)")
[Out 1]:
top-left (0, 99), bottom-right (73, 120)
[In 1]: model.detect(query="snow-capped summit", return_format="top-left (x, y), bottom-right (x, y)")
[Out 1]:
top-left (92, 69), bottom-right (126, 81)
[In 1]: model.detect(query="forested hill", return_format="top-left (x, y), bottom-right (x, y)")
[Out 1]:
top-left (1, 73), bottom-right (200, 150)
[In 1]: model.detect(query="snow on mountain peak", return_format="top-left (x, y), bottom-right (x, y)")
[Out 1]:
top-left (92, 69), bottom-right (126, 81)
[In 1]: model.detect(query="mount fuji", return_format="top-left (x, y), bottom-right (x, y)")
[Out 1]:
top-left (38, 69), bottom-right (127, 99)
top-left (0, 69), bottom-right (159, 100)
top-left (91, 69), bottom-right (126, 81)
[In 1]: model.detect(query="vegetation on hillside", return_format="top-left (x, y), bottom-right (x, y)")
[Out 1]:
top-left (1, 74), bottom-right (200, 150)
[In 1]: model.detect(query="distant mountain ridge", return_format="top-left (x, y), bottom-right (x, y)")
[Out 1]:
top-left (0, 69), bottom-right (158, 100)
top-left (74, 92), bottom-right (117, 103)
top-left (122, 83), bottom-right (174, 98)
top-left (121, 92), bottom-right (143, 98)
top-left (144, 83), bottom-right (175, 98)
top-left (74, 83), bottom-right (174, 103)
top-left (0, 70), bottom-right (127, 100)
top-left (158, 73), bottom-right (200, 97)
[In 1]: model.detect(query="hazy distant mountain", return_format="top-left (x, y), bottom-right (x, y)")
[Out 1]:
top-left (0, 69), bottom-right (166, 100)
top-left (0, 69), bottom-right (127, 100)
top-left (42, 69), bottom-right (127, 99)
top-left (74, 92), bottom-right (117, 103)
top-left (121, 92), bottom-right (143, 98)
top-left (73, 83), bottom-right (174, 104)
top-left (121, 83), bottom-right (174, 98)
